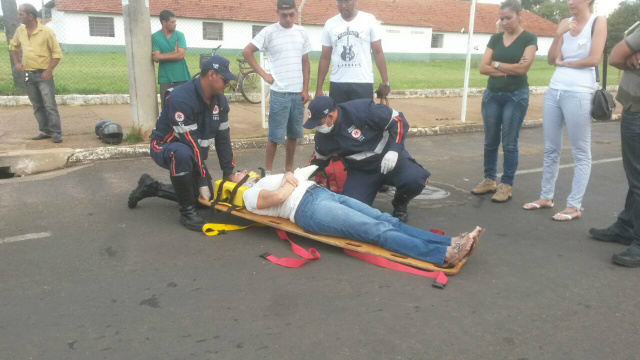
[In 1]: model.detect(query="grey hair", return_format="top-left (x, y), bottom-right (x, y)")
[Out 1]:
top-left (500, 0), bottom-right (522, 14)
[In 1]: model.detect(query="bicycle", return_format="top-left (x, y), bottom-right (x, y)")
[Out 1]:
top-left (196, 45), bottom-right (263, 104)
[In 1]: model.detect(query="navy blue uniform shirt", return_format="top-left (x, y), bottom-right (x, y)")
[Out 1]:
top-left (151, 77), bottom-right (234, 179)
top-left (311, 99), bottom-right (408, 173)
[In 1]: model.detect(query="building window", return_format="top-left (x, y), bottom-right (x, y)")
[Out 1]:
top-left (411, 30), bottom-right (424, 35)
top-left (252, 25), bottom-right (266, 38)
top-left (203, 22), bottom-right (224, 41)
top-left (431, 33), bottom-right (444, 48)
top-left (89, 17), bottom-right (115, 37)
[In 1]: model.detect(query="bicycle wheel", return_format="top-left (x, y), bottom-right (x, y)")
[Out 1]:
top-left (240, 71), bottom-right (263, 104)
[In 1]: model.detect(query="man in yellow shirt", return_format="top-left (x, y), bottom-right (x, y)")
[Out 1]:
top-left (9, 4), bottom-right (64, 143)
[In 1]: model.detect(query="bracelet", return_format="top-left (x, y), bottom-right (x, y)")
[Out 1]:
top-left (493, 61), bottom-right (501, 69)
top-left (380, 82), bottom-right (390, 87)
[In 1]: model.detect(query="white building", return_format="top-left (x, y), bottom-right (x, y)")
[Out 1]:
top-left (47, 0), bottom-right (557, 59)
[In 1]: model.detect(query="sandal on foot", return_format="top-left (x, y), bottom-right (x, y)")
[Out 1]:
top-left (552, 210), bottom-right (582, 221)
top-left (441, 229), bottom-right (481, 267)
top-left (523, 201), bottom-right (554, 210)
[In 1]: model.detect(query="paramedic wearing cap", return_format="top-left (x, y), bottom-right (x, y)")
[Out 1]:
top-left (306, 96), bottom-right (430, 223)
top-left (242, 0), bottom-right (312, 174)
top-left (127, 56), bottom-right (236, 232)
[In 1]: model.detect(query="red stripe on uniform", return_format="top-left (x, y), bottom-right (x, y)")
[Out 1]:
top-left (162, 130), bottom-right (176, 143)
top-left (151, 140), bottom-right (162, 153)
top-left (170, 152), bottom-right (176, 176)
top-left (395, 116), bottom-right (403, 143)
top-left (165, 131), bottom-right (175, 143)
top-left (185, 132), bottom-right (205, 177)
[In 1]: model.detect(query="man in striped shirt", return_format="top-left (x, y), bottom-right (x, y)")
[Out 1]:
top-left (242, 0), bottom-right (312, 175)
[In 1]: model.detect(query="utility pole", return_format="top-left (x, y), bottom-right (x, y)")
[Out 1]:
top-left (1, 0), bottom-right (27, 93)
top-left (122, 0), bottom-right (158, 135)
top-left (460, 0), bottom-right (477, 123)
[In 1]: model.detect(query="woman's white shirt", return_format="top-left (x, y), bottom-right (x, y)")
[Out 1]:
top-left (549, 15), bottom-right (598, 93)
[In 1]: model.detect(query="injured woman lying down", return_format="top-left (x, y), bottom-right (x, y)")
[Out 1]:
top-left (228, 166), bottom-right (481, 266)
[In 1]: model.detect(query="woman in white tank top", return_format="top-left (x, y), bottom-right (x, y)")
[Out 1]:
top-left (522, 0), bottom-right (606, 221)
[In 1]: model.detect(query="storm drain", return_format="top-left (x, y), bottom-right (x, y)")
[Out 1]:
top-left (0, 167), bottom-right (15, 179)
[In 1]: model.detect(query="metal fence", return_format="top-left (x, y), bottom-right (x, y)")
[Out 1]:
top-left (0, 4), bottom-right (619, 107)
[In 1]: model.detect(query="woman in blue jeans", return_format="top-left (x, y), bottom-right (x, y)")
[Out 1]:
top-left (472, 0), bottom-right (538, 203)
top-left (522, 0), bottom-right (606, 221)
top-left (231, 167), bottom-right (482, 266)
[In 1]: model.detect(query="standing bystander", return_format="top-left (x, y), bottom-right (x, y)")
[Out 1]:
top-left (522, 0), bottom-right (606, 221)
top-left (241, 0), bottom-right (312, 174)
top-left (152, 10), bottom-right (191, 109)
top-left (473, 0), bottom-right (537, 203)
top-left (9, 4), bottom-right (63, 143)
top-left (315, 0), bottom-right (390, 104)
top-left (589, 26), bottom-right (640, 267)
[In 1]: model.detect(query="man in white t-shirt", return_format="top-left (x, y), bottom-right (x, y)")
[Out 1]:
top-left (242, 0), bottom-right (312, 174)
top-left (315, 0), bottom-right (391, 104)
top-left (228, 166), bottom-right (482, 266)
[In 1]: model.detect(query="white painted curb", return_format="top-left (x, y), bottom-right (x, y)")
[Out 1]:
top-left (0, 86), bottom-right (619, 107)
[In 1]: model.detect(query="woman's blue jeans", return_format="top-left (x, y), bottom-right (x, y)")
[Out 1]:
top-left (481, 88), bottom-right (530, 185)
top-left (294, 186), bottom-right (451, 265)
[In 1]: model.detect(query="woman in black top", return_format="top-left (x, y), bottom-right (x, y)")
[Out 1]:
top-left (472, 0), bottom-right (537, 202)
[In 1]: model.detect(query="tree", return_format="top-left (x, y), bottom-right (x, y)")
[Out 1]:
top-left (522, 0), bottom-right (571, 24)
top-left (606, 0), bottom-right (640, 53)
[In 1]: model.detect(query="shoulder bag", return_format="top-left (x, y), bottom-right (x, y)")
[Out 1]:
top-left (591, 16), bottom-right (616, 120)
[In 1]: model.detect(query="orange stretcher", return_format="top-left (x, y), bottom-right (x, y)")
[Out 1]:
top-left (198, 198), bottom-right (470, 276)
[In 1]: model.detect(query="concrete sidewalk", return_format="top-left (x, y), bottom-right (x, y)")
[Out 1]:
top-left (0, 94), bottom-right (549, 152)
top-left (0, 93), bottom-right (621, 176)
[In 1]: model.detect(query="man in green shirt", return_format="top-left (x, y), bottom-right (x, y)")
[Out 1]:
top-left (152, 10), bottom-right (191, 108)
top-left (589, 25), bottom-right (640, 267)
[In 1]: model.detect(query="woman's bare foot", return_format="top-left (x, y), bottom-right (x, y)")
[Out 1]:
top-left (523, 199), bottom-right (554, 210)
top-left (552, 207), bottom-right (582, 221)
top-left (444, 226), bottom-right (483, 265)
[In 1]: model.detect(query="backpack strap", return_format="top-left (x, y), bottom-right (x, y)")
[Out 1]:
top-left (590, 16), bottom-right (603, 87)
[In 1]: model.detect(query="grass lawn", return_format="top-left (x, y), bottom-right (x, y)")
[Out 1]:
top-left (0, 38), bottom-right (622, 95)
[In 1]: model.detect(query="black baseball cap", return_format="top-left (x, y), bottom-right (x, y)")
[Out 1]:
top-left (278, 0), bottom-right (296, 10)
top-left (303, 96), bottom-right (337, 129)
top-left (201, 56), bottom-right (238, 81)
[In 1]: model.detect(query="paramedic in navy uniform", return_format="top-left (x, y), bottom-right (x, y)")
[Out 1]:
top-left (126, 56), bottom-right (236, 232)
top-left (307, 96), bottom-right (430, 222)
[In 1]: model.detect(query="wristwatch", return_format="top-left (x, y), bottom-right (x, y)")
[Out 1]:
top-left (381, 82), bottom-right (390, 87)
top-left (493, 62), bottom-right (501, 69)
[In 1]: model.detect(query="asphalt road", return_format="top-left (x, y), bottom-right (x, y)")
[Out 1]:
top-left (1, 122), bottom-right (638, 360)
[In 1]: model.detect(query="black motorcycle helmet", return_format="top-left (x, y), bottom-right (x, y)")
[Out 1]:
top-left (98, 121), bottom-right (124, 145)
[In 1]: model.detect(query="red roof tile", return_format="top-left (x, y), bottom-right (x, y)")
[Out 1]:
top-left (55, 0), bottom-right (557, 37)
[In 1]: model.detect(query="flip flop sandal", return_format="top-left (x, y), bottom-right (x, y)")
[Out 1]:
top-left (552, 211), bottom-right (582, 221)
top-left (523, 201), bottom-right (554, 210)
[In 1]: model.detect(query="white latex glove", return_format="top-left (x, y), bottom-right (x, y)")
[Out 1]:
top-left (293, 165), bottom-right (319, 182)
top-left (380, 151), bottom-right (398, 174)
top-left (199, 186), bottom-right (211, 201)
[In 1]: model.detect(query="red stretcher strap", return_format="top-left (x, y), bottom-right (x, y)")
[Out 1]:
top-left (260, 229), bottom-right (321, 268)
top-left (343, 249), bottom-right (449, 288)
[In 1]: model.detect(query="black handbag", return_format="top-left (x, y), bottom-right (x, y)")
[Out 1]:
top-left (591, 16), bottom-right (616, 121)
top-left (592, 86), bottom-right (616, 121)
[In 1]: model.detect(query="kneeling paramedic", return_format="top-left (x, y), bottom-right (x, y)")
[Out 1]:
top-left (306, 96), bottom-right (430, 222)
top-left (127, 56), bottom-right (236, 231)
